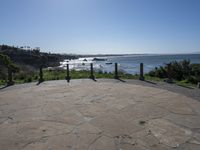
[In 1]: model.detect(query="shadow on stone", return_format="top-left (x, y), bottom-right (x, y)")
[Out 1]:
top-left (143, 80), bottom-right (157, 85)
top-left (117, 78), bottom-right (126, 82)
top-left (89, 75), bottom-right (97, 82)
top-left (0, 85), bottom-right (9, 90)
top-left (91, 78), bottom-right (97, 82)
top-left (177, 84), bottom-right (194, 89)
top-left (36, 79), bottom-right (44, 85)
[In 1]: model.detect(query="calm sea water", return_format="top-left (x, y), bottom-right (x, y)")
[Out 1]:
top-left (60, 54), bottom-right (200, 74)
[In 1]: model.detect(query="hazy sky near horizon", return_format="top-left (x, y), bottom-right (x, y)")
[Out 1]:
top-left (1, 0), bottom-right (200, 54)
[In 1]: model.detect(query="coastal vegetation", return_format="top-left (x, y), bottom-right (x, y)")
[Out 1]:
top-left (0, 44), bottom-right (78, 85)
top-left (0, 69), bottom-right (138, 85)
top-left (1, 64), bottom-right (199, 87)
top-left (1, 45), bottom-right (200, 87)
top-left (0, 54), bottom-right (19, 72)
top-left (147, 60), bottom-right (200, 84)
top-left (0, 44), bottom-right (78, 68)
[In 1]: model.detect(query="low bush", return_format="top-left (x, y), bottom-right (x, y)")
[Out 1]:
top-left (147, 60), bottom-right (200, 84)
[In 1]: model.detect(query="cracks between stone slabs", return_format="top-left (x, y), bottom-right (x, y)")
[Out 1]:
top-left (69, 121), bottom-right (103, 150)
top-left (164, 117), bottom-right (200, 131)
top-left (86, 135), bottom-right (102, 150)
top-left (149, 90), bottom-right (170, 97)
top-left (0, 102), bottom-right (48, 118)
top-left (114, 134), bottom-right (136, 150)
top-left (17, 117), bottom-right (182, 150)
top-left (0, 106), bottom-right (47, 125)
top-left (0, 103), bottom-right (9, 107)
top-left (145, 118), bottom-right (196, 149)
top-left (147, 98), bottom-right (198, 116)
top-left (18, 118), bottom-right (103, 150)
top-left (188, 138), bottom-right (200, 146)
top-left (19, 121), bottom-right (85, 150)
top-left (147, 100), bottom-right (200, 130)
top-left (18, 104), bottom-right (47, 112)
top-left (0, 114), bottom-right (15, 125)
top-left (151, 87), bottom-right (200, 102)
top-left (133, 128), bottom-right (171, 149)
top-left (176, 139), bottom-right (200, 150)
top-left (86, 132), bottom-right (116, 150)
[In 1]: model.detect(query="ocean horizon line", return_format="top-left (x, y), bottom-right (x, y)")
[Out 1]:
top-left (75, 52), bottom-right (200, 56)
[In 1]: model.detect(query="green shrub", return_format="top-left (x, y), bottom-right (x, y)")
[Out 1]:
top-left (34, 75), bottom-right (38, 80)
top-left (23, 77), bottom-right (32, 83)
top-left (148, 60), bottom-right (200, 84)
top-left (27, 77), bottom-right (32, 82)
top-left (98, 70), bottom-right (103, 74)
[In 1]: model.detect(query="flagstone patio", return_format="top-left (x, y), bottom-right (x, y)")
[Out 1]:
top-left (0, 79), bottom-right (200, 150)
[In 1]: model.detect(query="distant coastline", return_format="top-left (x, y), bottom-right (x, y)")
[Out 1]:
top-left (1, 45), bottom-right (200, 87)
top-left (78, 53), bottom-right (200, 58)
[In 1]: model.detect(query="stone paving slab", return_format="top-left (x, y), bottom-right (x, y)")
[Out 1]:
top-left (0, 79), bottom-right (200, 150)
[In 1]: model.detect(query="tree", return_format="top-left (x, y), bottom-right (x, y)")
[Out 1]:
top-left (0, 54), bottom-right (19, 85)
top-left (0, 54), bottom-right (19, 71)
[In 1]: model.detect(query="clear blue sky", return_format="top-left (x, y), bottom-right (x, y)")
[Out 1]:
top-left (0, 0), bottom-right (200, 54)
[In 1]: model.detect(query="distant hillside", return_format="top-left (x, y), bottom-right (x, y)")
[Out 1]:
top-left (0, 45), bottom-right (78, 68)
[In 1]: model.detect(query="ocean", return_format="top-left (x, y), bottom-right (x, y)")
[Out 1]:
top-left (59, 54), bottom-right (200, 74)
